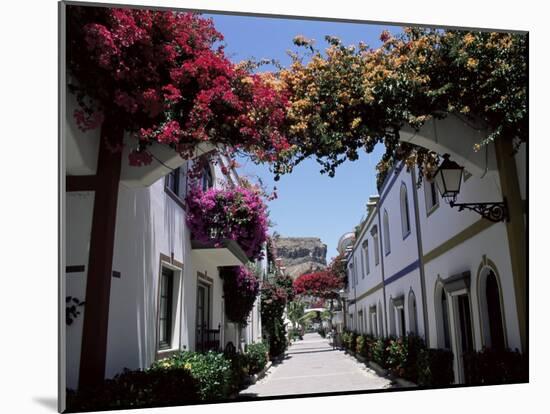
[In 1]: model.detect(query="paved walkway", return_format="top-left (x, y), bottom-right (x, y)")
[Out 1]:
top-left (239, 333), bottom-right (392, 397)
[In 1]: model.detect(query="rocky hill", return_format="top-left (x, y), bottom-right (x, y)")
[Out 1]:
top-left (273, 237), bottom-right (327, 279)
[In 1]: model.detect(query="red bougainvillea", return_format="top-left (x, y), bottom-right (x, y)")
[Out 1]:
top-left (67, 5), bottom-right (291, 165)
top-left (293, 271), bottom-right (344, 299)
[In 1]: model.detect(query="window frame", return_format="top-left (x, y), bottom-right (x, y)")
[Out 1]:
top-left (371, 226), bottom-right (380, 266)
top-left (201, 164), bottom-right (214, 191)
top-left (400, 183), bottom-right (411, 239)
top-left (424, 178), bottom-right (440, 217)
top-left (164, 166), bottom-right (187, 209)
top-left (362, 240), bottom-right (370, 275)
top-left (383, 210), bottom-right (391, 256)
top-left (158, 267), bottom-right (175, 350)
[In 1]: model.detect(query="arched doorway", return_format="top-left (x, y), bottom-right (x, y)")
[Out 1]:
top-left (408, 290), bottom-right (418, 335)
top-left (479, 267), bottom-right (506, 349)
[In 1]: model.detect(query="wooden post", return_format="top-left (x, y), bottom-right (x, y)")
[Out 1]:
top-left (78, 117), bottom-right (123, 389)
top-left (494, 138), bottom-right (527, 353)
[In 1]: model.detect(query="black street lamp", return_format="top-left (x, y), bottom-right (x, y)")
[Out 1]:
top-left (433, 154), bottom-right (509, 223)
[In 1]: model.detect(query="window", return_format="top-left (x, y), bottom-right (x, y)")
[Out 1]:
top-left (166, 167), bottom-right (180, 195)
top-left (371, 226), bottom-right (380, 266)
top-left (196, 280), bottom-right (212, 352)
top-left (370, 307), bottom-right (378, 336)
top-left (158, 268), bottom-right (175, 350)
top-left (201, 165), bottom-right (213, 191)
top-left (400, 184), bottom-right (411, 237)
top-left (362, 240), bottom-right (370, 275)
top-left (383, 210), bottom-right (391, 255)
top-left (398, 307), bottom-right (406, 337)
top-left (360, 248), bottom-right (366, 279)
top-left (424, 178), bottom-right (439, 215)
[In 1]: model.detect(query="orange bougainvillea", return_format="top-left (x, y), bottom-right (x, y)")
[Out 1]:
top-left (276, 28), bottom-right (527, 183)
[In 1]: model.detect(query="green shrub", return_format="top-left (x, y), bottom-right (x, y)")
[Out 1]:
top-left (317, 328), bottom-right (326, 338)
top-left (342, 331), bottom-right (357, 351)
top-left (288, 328), bottom-right (302, 341)
top-left (365, 335), bottom-right (377, 360)
top-left (66, 367), bottom-right (199, 411)
top-left (151, 351), bottom-right (232, 401)
top-left (463, 348), bottom-right (527, 385)
top-left (267, 321), bottom-right (288, 357)
top-left (227, 352), bottom-right (250, 393)
top-left (417, 348), bottom-right (454, 386)
top-left (356, 334), bottom-right (368, 357)
top-left (246, 342), bottom-right (269, 375)
top-left (372, 337), bottom-right (391, 368)
top-left (386, 335), bottom-right (426, 382)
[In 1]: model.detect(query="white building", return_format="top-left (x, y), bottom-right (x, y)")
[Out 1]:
top-left (342, 139), bottom-right (526, 384)
top-left (64, 95), bottom-right (265, 390)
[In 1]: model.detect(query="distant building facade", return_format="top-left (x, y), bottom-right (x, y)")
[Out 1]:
top-left (342, 142), bottom-right (526, 384)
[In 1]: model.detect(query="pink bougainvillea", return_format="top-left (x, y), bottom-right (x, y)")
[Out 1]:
top-left (67, 5), bottom-right (291, 166)
top-left (185, 185), bottom-right (269, 261)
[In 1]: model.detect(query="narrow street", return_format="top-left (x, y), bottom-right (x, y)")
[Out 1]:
top-left (239, 333), bottom-right (392, 397)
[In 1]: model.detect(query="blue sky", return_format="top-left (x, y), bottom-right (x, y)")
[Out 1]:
top-left (205, 13), bottom-right (400, 260)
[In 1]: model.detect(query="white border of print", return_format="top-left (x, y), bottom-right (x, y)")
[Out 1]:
top-left (1, 1), bottom-right (544, 414)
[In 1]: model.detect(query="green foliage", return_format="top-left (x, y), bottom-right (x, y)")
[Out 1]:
top-left (261, 274), bottom-right (292, 357)
top-left (356, 334), bottom-right (369, 357)
top-left (65, 296), bottom-right (85, 325)
top-left (227, 353), bottom-right (250, 393)
top-left (386, 335), bottom-right (426, 382)
top-left (66, 367), bottom-right (199, 411)
top-left (462, 347), bottom-right (528, 385)
top-left (287, 300), bottom-right (306, 329)
top-left (151, 351), bottom-right (232, 401)
top-left (340, 332), bottom-right (457, 386)
top-left (372, 337), bottom-right (391, 368)
top-left (246, 342), bottom-right (269, 375)
top-left (417, 348), bottom-right (455, 386)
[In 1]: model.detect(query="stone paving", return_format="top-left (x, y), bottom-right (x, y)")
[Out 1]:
top-left (239, 333), bottom-right (393, 397)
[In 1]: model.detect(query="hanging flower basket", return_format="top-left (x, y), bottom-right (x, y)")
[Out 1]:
top-left (185, 186), bottom-right (269, 261)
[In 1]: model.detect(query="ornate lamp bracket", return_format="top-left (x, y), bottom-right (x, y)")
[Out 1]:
top-left (449, 198), bottom-right (509, 223)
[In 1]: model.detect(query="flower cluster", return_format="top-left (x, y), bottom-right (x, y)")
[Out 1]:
top-left (67, 6), bottom-right (291, 166)
top-left (293, 270), bottom-right (344, 299)
top-left (222, 266), bottom-right (260, 325)
top-left (260, 279), bottom-right (290, 323)
top-left (185, 185), bottom-right (269, 261)
top-left (277, 29), bottom-right (527, 180)
top-left (327, 252), bottom-right (348, 289)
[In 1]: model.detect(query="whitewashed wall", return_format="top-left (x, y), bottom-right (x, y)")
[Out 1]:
top-left (378, 166), bottom-right (420, 278)
top-left (416, 168), bottom-right (504, 255)
top-left (65, 192), bottom-right (94, 390)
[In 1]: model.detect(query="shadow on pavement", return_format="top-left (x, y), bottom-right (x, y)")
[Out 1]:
top-left (287, 348), bottom-right (339, 355)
